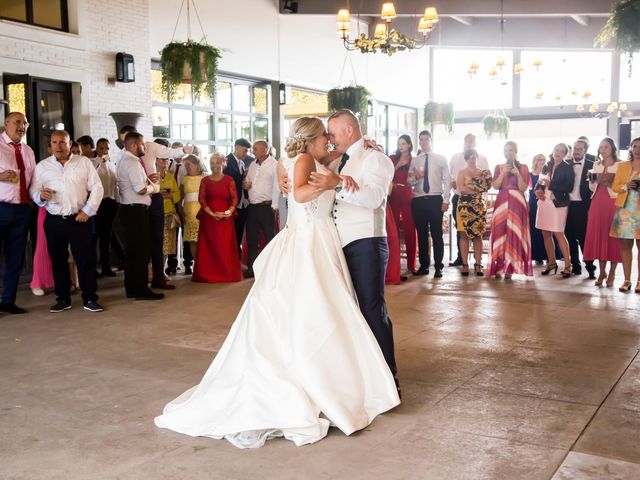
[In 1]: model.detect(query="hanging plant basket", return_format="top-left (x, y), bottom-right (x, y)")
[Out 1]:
top-left (482, 113), bottom-right (510, 139)
top-left (160, 40), bottom-right (221, 101)
top-left (595, 0), bottom-right (640, 76)
top-left (423, 101), bottom-right (455, 133)
top-left (327, 85), bottom-right (371, 129)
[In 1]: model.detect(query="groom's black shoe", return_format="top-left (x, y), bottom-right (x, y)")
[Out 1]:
top-left (393, 374), bottom-right (402, 400)
top-left (434, 269), bottom-right (443, 278)
top-left (413, 266), bottom-right (429, 276)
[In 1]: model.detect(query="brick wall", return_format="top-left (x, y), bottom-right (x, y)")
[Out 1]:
top-left (0, 0), bottom-right (152, 144)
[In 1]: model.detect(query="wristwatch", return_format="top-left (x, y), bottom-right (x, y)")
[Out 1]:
top-left (334, 180), bottom-right (344, 193)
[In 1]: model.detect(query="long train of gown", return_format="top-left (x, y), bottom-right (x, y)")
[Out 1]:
top-left (154, 158), bottom-right (400, 448)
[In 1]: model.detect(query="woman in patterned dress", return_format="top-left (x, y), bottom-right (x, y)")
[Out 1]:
top-left (180, 155), bottom-right (205, 269)
top-left (456, 149), bottom-right (492, 276)
top-left (487, 141), bottom-right (533, 279)
top-left (610, 137), bottom-right (640, 293)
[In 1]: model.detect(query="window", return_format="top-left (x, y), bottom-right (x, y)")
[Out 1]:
top-left (151, 65), bottom-right (271, 157)
top-left (432, 48), bottom-right (513, 111)
top-left (519, 50), bottom-right (612, 108)
top-left (373, 104), bottom-right (418, 154)
top-left (0, 0), bottom-right (68, 31)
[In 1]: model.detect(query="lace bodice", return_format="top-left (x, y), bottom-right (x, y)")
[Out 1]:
top-left (285, 155), bottom-right (336, 227)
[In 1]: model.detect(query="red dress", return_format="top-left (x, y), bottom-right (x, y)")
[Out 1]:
top-left (385, 203), bottom-right (401, 284)
top-left (388, 155), bottom-right (417, 271)
top-left (192, 175), bottom-right (243, 283)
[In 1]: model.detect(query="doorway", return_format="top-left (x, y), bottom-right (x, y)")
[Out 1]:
top-left (2, 74), bottom-right (74, 161)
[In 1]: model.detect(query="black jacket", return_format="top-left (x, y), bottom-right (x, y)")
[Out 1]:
top-left (548, 160), bottom-right (575, 208)
top-left (574, 157), bottom-right (595, 204)
top-left (223, 153), bottom-right (255, 203)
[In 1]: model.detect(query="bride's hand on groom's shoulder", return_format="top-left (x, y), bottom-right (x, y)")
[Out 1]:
top-left (363, 137), bottom-right (384, 153)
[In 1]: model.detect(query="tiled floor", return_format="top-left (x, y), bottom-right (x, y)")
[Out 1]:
top-left (1, 263), bottom-right (639, 479)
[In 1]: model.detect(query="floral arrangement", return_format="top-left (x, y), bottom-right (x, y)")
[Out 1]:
top-left (353, 30), bottom-right (419, 56)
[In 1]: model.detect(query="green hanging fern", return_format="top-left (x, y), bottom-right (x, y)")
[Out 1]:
top-left (327, 86), bottom-right (371, 130)
top-left (160, 40), bottom-right (221, 101)
top-left (482, 113), bottom-right (510, 139)
top-left (595, 0), bottom-right (640, 76)
top-left (423, 101), bottom-right (455, 133)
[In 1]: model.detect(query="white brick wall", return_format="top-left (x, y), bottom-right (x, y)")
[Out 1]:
top-left (0, 0), bottom-right (153, 147)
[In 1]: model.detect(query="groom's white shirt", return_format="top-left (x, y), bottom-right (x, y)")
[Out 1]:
top-left (332, 138), bottom-right (394, 247)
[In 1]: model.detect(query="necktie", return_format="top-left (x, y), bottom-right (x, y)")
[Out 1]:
top-left (338, 153), bottom-right (349, 173)
top-left (422, 154), bottom-right (430, 194)
top-left (10, 142), bottom-right (28, 204)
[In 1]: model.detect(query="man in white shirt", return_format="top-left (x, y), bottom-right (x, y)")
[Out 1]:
top-left (31, 130), bottom-right (104, 313)
top-left (449, 134), bottom-right (489, 267)
top-left (0, 112), bottom-right (37, 314)
top-left (408, 130), bottom-right (451, 278)
top-left (116, 132), bottom-right (164, 301)
top-left (92, 137), bottom-right (125, 277)
top-left (244, 140), bottom-right (278, 277)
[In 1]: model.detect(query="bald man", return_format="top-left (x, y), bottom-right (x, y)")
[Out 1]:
top-left (244, 140), bottom-right (278, 277)
top-left (0, 112), bottom-right (36, 314)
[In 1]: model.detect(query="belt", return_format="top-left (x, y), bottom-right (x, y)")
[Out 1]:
top-left (415, 194), bottom-right (443, 200)
top-left (120, 203), bottom-right (149, 209)
top-left (47, 212), bottom-right (79, 220)
top-left (251, 201), bottom-right (272, 206)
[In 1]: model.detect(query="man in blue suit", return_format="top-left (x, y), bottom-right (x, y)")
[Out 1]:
top-left (223, 138), bottom-right (254, 255)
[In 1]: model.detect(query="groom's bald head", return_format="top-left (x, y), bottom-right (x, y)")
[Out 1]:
top-left (327, 109), bottom-right (362, 154)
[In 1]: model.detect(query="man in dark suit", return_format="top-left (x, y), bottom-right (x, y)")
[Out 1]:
top-left (223, 138), bottom-right (254, 255)
top-left (578, 136), bottom-right (596, 163)
top-left (565, 138), bottom-right (595, 278)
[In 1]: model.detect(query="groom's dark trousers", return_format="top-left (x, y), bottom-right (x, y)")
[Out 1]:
top-left (343, 237), bottom-right (397, 375)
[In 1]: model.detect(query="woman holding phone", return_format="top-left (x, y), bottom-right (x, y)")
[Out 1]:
top-left (610, 136), bottom-right (640, 292)
top-left (487, 141), bottom-right (533, 279)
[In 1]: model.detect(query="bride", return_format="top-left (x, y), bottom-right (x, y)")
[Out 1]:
top-left (154, 117), bottom-right (400, 448)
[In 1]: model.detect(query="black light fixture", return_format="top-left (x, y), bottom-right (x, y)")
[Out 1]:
top-left (115, 53), bottom-right (135, 82)
top-left (279, 83), bottom-right (288, 105)
top-left (282, 0), bottom-right (298, 14)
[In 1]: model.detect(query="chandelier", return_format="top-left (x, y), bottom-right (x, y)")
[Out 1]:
top-left (336, 3), bottom-right (438, 55)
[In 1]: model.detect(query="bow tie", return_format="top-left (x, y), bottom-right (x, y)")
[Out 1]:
top-left (572, 161), bottom-right (583, 166)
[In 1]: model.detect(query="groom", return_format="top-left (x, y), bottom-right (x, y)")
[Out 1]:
top-left (309, 110), bottom-right (399, 392)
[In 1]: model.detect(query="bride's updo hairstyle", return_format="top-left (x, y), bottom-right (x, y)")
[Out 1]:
top-left (284, 116), bottom-right (325, 158)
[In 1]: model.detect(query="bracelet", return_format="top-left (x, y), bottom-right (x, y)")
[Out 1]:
top-left (224, 209), bottom-right (231, 215)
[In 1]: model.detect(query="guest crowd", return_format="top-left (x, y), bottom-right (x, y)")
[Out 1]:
top-left (0, 109), bottom-right (639, 316)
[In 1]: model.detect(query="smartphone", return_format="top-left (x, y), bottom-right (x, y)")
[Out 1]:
top-left (589, 172), bottom-right (597, 182)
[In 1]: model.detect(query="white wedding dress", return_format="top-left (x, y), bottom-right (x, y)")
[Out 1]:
top-left (154, 157), bottom-right (400, 448)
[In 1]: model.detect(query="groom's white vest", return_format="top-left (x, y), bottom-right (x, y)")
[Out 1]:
top-left (332, 141), bottom-right (394, 248)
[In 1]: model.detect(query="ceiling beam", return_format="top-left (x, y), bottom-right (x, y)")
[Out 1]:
top-left (449, 15), bottom-right (474, 26)
top-left (570, 15), bottom-right (590, 26)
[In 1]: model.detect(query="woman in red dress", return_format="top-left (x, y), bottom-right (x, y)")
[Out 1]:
top-left (385, 185), bottom-right (402, 285)
top-left (388, 135), bottom-right (417, 273)
top-left (192, 154), bottom-right (243, 283)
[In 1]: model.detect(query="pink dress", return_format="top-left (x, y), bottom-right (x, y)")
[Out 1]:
top-left (584, 181), bottom-right (622, 263)
top-left (29, 206), bottom-right (54, 290)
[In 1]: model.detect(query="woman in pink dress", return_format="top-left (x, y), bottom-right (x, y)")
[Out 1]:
top-left (30, 206), bottom-right (54, 295)
top-left (192, 154), bottom-right (242, 283)
top-left (487, 141), bottom-right (533, 279)
top-left (584, 138), bottom-right (622, 287)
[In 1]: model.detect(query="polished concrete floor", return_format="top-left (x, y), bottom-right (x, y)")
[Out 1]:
top-left (1, 262), bottom-right (639, 480)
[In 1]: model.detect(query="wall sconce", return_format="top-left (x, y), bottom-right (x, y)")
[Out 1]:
top-left (279, 83), bottom-right (289, 105)
top-left (116, 53), bottom-right (135, 83)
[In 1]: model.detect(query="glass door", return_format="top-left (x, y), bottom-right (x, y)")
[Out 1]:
top-left (33, 80), bottom-right (73, 160)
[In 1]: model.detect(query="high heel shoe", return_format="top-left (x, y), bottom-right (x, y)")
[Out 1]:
top-left (619, 281), bottom-right (632, 292)
top-left (461, 264), bottom-right (469, 277)
top-left (561, 267), bottom-right (572, 278)
top-left (635, 282), bottom-right (640, 293)
top-left (541, 263), bottom-right (558, 276)
top-left (474, 263), bottom-right (484, 277)
top-left (606, 274), bottom-right (616, 288)
top-left (595, 271), bottom-right (607, 287)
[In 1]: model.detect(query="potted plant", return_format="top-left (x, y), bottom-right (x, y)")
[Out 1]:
top-left (482, 113), bottom-right (510, 139)
top-left (595, 0), bottom-right (640, 76)
top-left (423, 101), bottom-right (454, 133)
top-left (327, 86), bottom-right (371, 129)
top-left (160, 40), bottom-right (222, 101)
